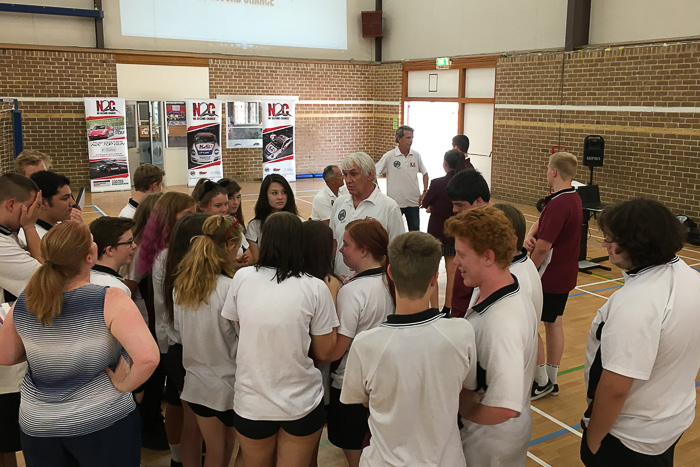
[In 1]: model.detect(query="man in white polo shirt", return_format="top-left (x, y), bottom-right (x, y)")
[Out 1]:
top-left (581, 198), bottom-right (700, 466)
top-left (446, 206), bottom-right (538, 467)
top-left (89, 216), bottom-right (136, 298)
top-left (330, 152), bottom-right (404, 278)
top-left (310, 164), bottom-right (347, 224)
top-left (341, 231), bottom-right (477, 466)
top-left (375, 125), bottom-right (428, 232)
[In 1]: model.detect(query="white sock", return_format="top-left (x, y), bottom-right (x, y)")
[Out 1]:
top-left (546, 363), bottom-right (559, 385)
top-left (535, 364), bottom-right (548, 386)
top-left (170, 443), bottom-right (181, 463)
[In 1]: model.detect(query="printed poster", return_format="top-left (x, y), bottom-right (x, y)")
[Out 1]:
top-left (186, 99), bottom-right (223, 187)
top-left (84, 97), bottom-right (130, 192)
top-left (261, 99), bottom-right (296, 182)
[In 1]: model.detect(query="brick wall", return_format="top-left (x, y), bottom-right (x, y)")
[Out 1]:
top-left (492, 43), bottom-right (700, 219)
top-left (0, 49), bottom-right (117, 187)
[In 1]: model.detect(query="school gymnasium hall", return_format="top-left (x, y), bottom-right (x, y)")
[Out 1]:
top-left (1, 1), bottom-right (699, 466)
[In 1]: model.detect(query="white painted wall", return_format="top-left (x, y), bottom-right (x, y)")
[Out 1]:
top-left (382, 0), bottom-right (567, 61)
top-left (0, 0), bottom-right (376, 61)
top-left (117, 63), bottom-right (209, 186)
top-left (589, 0), bottom-right (700, 45)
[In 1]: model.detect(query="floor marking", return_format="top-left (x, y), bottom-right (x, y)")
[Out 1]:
top-left (558, 365), bottom-right (584, 376)
top-left (576, 277), bottom-right (624, 287)
top-left (570, 284), bottom-right (622, 298)
top-left (530, 405), bottom-right (583, 438)
top-left (527, 451), bottom-right (552, 466)
top-left (572, 287), bottom-right (610, 301)
top-left (295, 197), bottom-right (313, 205)
top-left (529, 424), bottom-right (582, 447)
top-left (88, 205), bottom-right (106, 217)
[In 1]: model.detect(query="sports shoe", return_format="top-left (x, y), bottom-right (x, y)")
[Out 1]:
top-left (551, 383), bottom-right (559, 397)
top-left (531, 380), bottom-right (554, 400)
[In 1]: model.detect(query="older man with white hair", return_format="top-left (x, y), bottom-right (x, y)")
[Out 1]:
top-left (330, 152), bottom-right (404, 278)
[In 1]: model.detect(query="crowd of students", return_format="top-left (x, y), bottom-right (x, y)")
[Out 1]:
top-left (0, 140), bottom-right (699, 467)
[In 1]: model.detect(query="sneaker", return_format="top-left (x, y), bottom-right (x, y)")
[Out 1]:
top-left (531, 380), bottom-right (554, 400)
top-left (551, 383), bottom-right (559, 397)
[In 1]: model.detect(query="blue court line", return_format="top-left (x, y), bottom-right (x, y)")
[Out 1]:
top-left (570, 284), bottom-right (622, 297)
top-left (529, 381), bottom-right (700, 447)
top-left (88, 204), bottom-right (106, 217)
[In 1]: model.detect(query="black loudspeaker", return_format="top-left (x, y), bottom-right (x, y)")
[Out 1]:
top-left (583, 135), bottom-right (604, 167)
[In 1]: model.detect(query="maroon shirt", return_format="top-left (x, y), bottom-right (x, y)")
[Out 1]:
top-left (422, 171), bottom-right (456, 245)
top-left (536, 187), bottom-right (583, 294)
top-left (450, 269), bottom-right (474, 318)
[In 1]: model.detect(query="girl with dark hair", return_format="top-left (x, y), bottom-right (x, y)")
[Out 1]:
top-left (302, 220), bottom-right (342, 304)
top-left (217, 178), bottom-right (245, 225)
top-left (322, 218), bottom-right (395, 467)
top-left (245, 174), bottom-right (299, 264)
top-left (192, 178), bottom-right (229, 216)
top-left (420, 149), bottom-right (465, 315)
top-left (174, 215), bottom-right (245, 467)
top-left (0, 221), bottom-right (159, 466)
top-left (222, 212), bottom-right (338, 466)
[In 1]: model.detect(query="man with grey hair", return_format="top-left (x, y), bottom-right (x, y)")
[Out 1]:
top-left (375, 125), bottom-right (429, 231)
top-left (330, 152), bottom-right (404, 278)
top-left (310, 165), bottom-right (347, 224)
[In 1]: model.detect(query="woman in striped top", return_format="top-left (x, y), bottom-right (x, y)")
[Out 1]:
top-left (0, 221), bottom-right (160, 467)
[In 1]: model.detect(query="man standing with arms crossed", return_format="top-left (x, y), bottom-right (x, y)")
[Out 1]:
top-left (581, 198), bottom-right (700, 466)
top-left (375, 125), bottom-right (429, 232)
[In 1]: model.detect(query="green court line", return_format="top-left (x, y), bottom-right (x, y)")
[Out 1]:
top-left (558, 365), bottom-right (585, 376)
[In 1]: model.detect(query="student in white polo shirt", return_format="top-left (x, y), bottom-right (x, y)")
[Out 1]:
top-left (494, 203), bottom-right (543, 320)
top-left (0, 174), bottom-right (43, 465)
top-left (322, 218), bottom-right (394, 467)
top-left (310, 165), bottom-right (348, 223)
top-left (581, 199), bottom-right (700, 467)
top-left (330, 152), bottom-right (404, 279)
top-left (375, 125), bottom-right (429, 232)
top-left (341, 231), bottom-right (477, 467)
top-left (89, 216), bottom-right (136, 298)
top-left (446, 207), bottom-right (538, 467)
top-left (119, 164), bottom-right (165, 219)
top-left (222, 212), bottom-right (338, 466)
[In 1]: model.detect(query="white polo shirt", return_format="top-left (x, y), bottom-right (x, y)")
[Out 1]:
top-left (152, 249), bottom-right (177, 352)
top-left (510, 249), bottom-right (543, 321)
top-left (331, 268), bottom-right (394, 390)
top-left (330, 187), bottom-right (405, 278)
top-left (222, 266), bottom-right (339, 421)
top-left (119, 198), bottom-right (139, 218)
top-left (310, 185), bottom-right (348, 221)
top-left (341, 309), bottom-right (477, 467)
top-left (90, 264), bottom-right (131, 298)
top-left (375, 146), bottom-right (427, 208)
top-left (0, 225), bottom-right (41, 304)
top-left (461, 276), bottom-right (538, 465)
top-left (583, 256), bottom-right (700, 455)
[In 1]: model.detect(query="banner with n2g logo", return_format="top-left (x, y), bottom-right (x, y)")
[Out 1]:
top-left (261, 99), bottom-right (296, 182)
top-left (84, 97), bottom-right (130, 193)
top-left (186, 99), bottom-right (223, 187)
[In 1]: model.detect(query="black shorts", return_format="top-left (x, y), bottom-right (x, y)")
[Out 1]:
top-left (442, 243), bottom-right (456, 258)
top-left (541, 292), bottom-right (569, 323)
top-left (0, 392), bottom-right (21, 453)
top-left (327, 387), bottom-right (369, 450)
top-left (188, 402), bottom-right (235, 427)
top-left (165, 344), bottom-right (184, 406)
top-left (233, 401), bottom-right (325, 440)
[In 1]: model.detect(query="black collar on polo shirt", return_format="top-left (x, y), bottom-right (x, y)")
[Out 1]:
top-left (36, 219), bottom-right (53, 231)
top-left (512, 248), bottom-right (528, 265)
top-left (128, 198), bottom-right (139, 209)
top-left (348, 267), bottom-right (384, 282)
top-left (383, 307), bottom-right (444, 327)
top-left (92, 264), bottom-right (123, 279)
top-left (626, 256), bottom-right (680, 277)
top-left (470, 274), bottom-right (520, 315)
top-left (0, 224), bottom-right (11, 236)
top-left (545, 187), bottom-right (576, 201)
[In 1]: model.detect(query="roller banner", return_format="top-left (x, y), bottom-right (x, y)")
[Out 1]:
top-left (186, 99), bottom-right (223, 187)
top-left (261, 99), bottom-right (295, 182)
top-left (84, 97), bottom-right (131, 192)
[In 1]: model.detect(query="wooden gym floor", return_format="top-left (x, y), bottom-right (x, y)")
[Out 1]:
top-left (16, 178), bottom-right (700, 466)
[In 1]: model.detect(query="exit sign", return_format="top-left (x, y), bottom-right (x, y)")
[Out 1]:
top-left (436, 57), bottom-right (451, 68)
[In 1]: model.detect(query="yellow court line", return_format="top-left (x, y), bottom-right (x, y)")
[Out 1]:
top-left (495, 119), bottom-right (700, 137)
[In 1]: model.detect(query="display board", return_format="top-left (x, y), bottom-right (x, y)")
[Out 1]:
top-left (261, 99), bottom-right (296, 182)
top-left (186, 99), bottom-right (223, 187)
top-left (84, 97), bottom-right (131, 192)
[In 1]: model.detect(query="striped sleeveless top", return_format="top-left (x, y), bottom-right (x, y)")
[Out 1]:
top-left (13, 284), bottom-right (135, 437)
